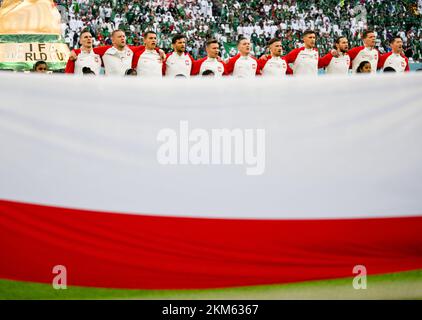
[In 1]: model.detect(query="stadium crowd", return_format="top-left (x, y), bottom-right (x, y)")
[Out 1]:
top-left (53, 0), bottom-right (422, 61)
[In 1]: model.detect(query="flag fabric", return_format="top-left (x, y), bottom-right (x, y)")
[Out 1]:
top-left (1, 73), bottom-right (422, 290)
top-left (222, 42), bottom-right (238, 60)
top-left (222, 41), bottom-right (259, 61)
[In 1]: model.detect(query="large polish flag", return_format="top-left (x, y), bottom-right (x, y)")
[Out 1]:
top-left (1, 73), bottom-right (421, 289)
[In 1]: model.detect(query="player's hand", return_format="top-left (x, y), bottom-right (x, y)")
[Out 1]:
top-left (259, 54), bottom-right (270, 61)
top-left (158, 49), bottom-right (166, 61)
top-left (331, 49), bottom-right (339, 57)
top-left (69, 50), bottom-right (78, 61)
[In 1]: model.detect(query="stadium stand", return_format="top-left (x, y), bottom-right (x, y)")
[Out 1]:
top-left (49, 0), bottom-right (422, 61)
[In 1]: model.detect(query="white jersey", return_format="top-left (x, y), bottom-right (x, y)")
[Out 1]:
top-left (227, 54), bottom-right (260, 78)
top-left (102, 46), bottom-right (133, 76)
top-left (74, 50), bottom-right (102, 76)
top-left (284, 47), bottom-right (319, 76)
top-left (380, 52), bottom-right (409, 72)
top-left (197, 57), bottom-right (226, 76)
top-left (164, 52), bottom-right (193, 77)
top-left (319, 53), bottom-right (351, 75)
top-left (135, 49), bottom-right (162, 77)
top-left (260, 56), bottom-right (289, 77)
top-left (349, 46), bottom-right (379, 74)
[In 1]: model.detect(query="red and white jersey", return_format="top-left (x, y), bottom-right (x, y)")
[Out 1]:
top-left (65, 49), bottom-right (102, 75)
top-left (378, 52), bottom-right (410, 72)
top-left (132, 48), bottom-right (162, 77)
top-left (258, 55), bottom-right (293, 77)
top-left (284, 47), bottom-right (319, 75)
top-left (101, 46), bottom-right (134, 76)
top-left (225, 54), bottom-right (261, 78)
top-left (163, 52), bottom-right (195, 77)
top-left (65, 45), bottom-right (148, 76)
top-left (348, 46), bottom-right (380, 73)
top-left (75, 50), bottom-right (102, 75)
top-left (193, 57), bottom-right (227, 76)
top-left (318, 52), bottom-right (351, 75)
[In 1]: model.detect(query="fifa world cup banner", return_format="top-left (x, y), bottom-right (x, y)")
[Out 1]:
top-left (0, 73), bottom-right (422, 290)
top-left (0, 0), bottom-right (70, 71)
top-left (0, 34), bottom-right (70, 71)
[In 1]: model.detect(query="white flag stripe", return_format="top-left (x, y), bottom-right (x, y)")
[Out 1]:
top-left (0, 73), bottom-right (421, 219)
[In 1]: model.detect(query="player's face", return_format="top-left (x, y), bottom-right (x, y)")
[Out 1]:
top-left (144, 33), bottom-right (157, 50)
top-left (337, 38), bottom-right (349, 53)
top-left (80, 32), bottom-right (93, 48)
top-left (238, 39), bottom-right (251, 55)
top-left (303, 34), bottom-right (316, 48)
top-left (391, 39), bottom-right (403, 53)
top-left (112, 31), bottom-right (126, 49)
top-left (173, 39), bottom-right (186, 53)
top-left (364, 33), bottom-right (376, 47)
top-left (270, 41), bottom-right (283, 57)
top-left (207, 43), bottom-right (219, 58)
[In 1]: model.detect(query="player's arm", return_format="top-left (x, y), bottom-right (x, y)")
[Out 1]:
top-left (346, 47), bottom-right (362, 69)
top-left (221, 60), bottom-right (229, 76)
top-left (346, 46), bottom-right (362, 62)
top-left (128, 45), bottom-right (145, 53)
top-left (64, 49), bottom-right (81, 73)
top-left (188, 53), bottom-right (197, 76)
top-left (258, 57), bottom-right (268, 71)
top-left (318, 52), bottom-right (333, 69)
top-left (191, 57), bottom-right (205, 76)
top-left (162, 53), bottom-right (171, 76)
top-left (284, 58), bottom-right (293, 75)
top-left (64, 58), bottom-right (75, 74)
top-left (377, 53), bottom-right (387, 70)
top-left (253, 57), bottom-right (262, 76)
top-left (405, 57), bottom-right (410, 72)
top-left (93, 45), bottom-right (112, 57)
top-left (225, 54), bottom-right (240, 75)
top-left (132, 50), bottom-right (141, 69)
top-left (283, 48), bottom-right (300, 64)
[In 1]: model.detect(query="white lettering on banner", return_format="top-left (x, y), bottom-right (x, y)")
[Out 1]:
top-left (157, 121), bottom-right (266, 176)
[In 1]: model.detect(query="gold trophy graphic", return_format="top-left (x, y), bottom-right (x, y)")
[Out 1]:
top-left (0, 0), bottom-right (70, 71)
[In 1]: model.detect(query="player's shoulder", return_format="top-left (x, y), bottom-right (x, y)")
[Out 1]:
top-left (196, 56), bottom-right (208, 64)
top-left (101, 46), bottom-right (117, 55)
top-left (216, 56), bottom-right (226, 64)
top-left (133, 47), bottom-right (146, 57)
top-left (228, 53), bottom-right (241, 62)
top-left (290, 47), bottom-right (305, 53)
top-left (186, 52), bottom-right (196, 61)
top-left (349, 46), bottom-right (365, 53)
top-left (164, 52), bottom-right (174, 61)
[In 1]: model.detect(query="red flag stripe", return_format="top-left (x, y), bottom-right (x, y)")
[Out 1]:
top-left (1, 199), bottom-right (421, 289)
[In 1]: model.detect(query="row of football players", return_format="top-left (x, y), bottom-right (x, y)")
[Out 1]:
top-left (65, 29), bottom-right (410, 77)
